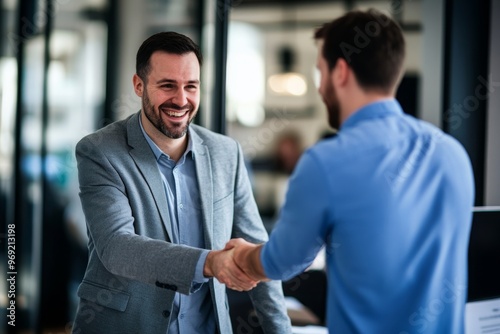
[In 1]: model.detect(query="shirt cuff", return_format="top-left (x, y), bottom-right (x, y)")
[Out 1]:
top-left (193, 249), bottom-right (210, 284)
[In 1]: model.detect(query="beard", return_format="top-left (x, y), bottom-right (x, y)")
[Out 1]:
top-left (326, 100), bottom-right (341, 130)
top-left (323, 80), bottom-right (341, 130)
top-left (142, 89), bottom-right (197, 139)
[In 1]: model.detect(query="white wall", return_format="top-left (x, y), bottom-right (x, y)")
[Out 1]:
top-left (420, 0), bottom-right (444, 127)
top-left (115, 0), bottom-right (144, 120)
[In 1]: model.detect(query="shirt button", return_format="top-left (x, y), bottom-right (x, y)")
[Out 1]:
top-left (162, 310), bottom-right (170, 318)
top-left (179, 203), bottom-right (184, 209)
top-left (180, 314), bottom-right (184, 319)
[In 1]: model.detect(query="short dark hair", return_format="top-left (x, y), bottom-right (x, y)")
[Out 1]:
top-left (136, 31), bottom-right (203, 81)
top-left (314, 9), bottom-right (405, 93)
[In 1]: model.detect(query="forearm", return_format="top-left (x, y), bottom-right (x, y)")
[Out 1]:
top-left (99, 233), bottom-right (203, 294)
top-left (243, 244), bottom-right (267, 281)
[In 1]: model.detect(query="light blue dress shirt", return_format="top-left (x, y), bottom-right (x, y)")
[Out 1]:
top-left (261, 99), bottom-right (475, 333)
top-left (140, 118), bottom-right (215, 334)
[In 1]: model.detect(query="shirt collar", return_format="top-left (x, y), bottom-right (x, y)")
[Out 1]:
top-left (341, 98), bottom-right (404, 131)
top-left (139, 112), bottom-right (194, 163)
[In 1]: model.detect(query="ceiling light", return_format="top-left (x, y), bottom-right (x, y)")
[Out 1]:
top-left (268, 72), bottom-right (307, 96)
top-left (268, 46), bottom-right (307, 96)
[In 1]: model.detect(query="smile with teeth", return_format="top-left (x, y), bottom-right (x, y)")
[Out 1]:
top-left (162, 109), bottom-right (189, 118)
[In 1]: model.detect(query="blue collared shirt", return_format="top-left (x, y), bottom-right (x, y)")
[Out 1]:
top-left (140, 117), bottom-right (214, 334)
top-left (261, 99), bottom-right (474, 333)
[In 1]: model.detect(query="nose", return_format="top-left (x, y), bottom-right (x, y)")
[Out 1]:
top-left (172, 88), bottom-right (188, 107)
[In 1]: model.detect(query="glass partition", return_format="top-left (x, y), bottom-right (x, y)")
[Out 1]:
top-left (41, 1), bottom-right (108, 328)
top-left (1, 0), bottom-right (110, 332)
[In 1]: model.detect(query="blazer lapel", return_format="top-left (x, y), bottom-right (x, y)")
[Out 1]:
top-left (126, 113), bottom-right (174, 241)
top-left (190, 128), bottom-right (214, 249)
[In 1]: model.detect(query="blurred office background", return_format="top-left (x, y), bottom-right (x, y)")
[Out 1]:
top-left (1, 0), bottom-right (499, 333)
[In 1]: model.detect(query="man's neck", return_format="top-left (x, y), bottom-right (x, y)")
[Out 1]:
top-left (157, 136), bottom-right (188, 162)
top-left (341, 92), bottom-right (394, 125)
top-left (141, 112), bottom-right (188, 162)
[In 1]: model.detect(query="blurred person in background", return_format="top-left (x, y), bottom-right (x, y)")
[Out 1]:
top-left (274, 131), bottom-right (303, 175)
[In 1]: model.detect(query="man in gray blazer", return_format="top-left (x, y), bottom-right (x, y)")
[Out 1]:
top-left (72, 31), bottom-right (291, 334)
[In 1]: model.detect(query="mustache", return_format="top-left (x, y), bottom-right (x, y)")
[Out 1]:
top-left (159, 102), bottom-right (192, 112)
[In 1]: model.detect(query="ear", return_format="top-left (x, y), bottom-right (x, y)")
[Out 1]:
top-left (332, 58), bottom-right (350, 87)
top-left (133, 74), bottom-right (144, 97)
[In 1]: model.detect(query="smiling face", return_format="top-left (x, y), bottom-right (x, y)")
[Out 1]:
top-left (135, 51), bottom-right (200, 139)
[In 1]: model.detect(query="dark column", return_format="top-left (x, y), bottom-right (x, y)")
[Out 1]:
top-left (193, 0), bottom-right (205, 126)
top-left (102, 0), bottom-right (118, 127)
top-left (442, 0), bottom-right (491, 205)
top-left (211, 0), bottom-right (230, 134)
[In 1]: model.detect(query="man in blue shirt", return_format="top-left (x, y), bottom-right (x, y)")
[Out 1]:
top-left (228, 9), bottom-right (475, 333)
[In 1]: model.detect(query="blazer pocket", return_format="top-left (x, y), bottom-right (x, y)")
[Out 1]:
top-left (213, 191), bottom-right (234, 211)
top-left (77, 280), bottom-right (130, 312)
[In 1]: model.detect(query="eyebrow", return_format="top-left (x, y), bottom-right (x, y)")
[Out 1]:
top-left (156, 79), bottom-right (200, 85)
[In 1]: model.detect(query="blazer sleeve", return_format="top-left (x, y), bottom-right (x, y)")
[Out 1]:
top-left (76, 135), bottom-right (203, 295)
top-left (230, 142), bottom-right (293, 334)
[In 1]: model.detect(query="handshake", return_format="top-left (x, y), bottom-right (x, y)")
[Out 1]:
top-left (203, 238), bottom-right (269, 291)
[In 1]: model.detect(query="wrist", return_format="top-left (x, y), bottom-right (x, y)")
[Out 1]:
top-left (248, 244), bottom-right (266, 280)
top-left (203, 251), bottom-right (215, 277)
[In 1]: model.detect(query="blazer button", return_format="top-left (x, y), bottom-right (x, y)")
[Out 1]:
top-left (162, 310), bottom-right (170, 318)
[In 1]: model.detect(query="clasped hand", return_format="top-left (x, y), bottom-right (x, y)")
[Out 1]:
top-left (204, 238), bottom-right (266, 291)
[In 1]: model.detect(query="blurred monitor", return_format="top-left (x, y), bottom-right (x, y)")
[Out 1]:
top-left (467, 207), bottom-right (500, 302)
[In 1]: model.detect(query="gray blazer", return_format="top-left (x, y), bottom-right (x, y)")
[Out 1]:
top-left (72, 112), bottom-right (291, 334)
